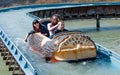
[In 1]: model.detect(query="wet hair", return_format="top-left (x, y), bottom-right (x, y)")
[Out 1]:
top-left (32, 19), bottom-right (42, 31)
top-left (50, 14), bottom-right (61, 25)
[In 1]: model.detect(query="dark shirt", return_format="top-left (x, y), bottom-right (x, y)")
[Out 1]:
top-left (28, 25), bottom-right (49, 37)
top-left (55, 29), bottom-right (68, 34)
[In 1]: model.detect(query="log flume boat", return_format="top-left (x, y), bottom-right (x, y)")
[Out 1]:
top-left (28, 20), bottom-right (96, 62)
top-left (28, 31), bottom-right (96, 62)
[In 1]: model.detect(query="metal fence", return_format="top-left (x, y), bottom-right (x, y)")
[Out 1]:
top-left (0, 28), bottom-right (38, 75)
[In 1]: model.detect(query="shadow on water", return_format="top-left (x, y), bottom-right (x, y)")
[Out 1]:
top-left (71, 26), bottom-right (120, 33)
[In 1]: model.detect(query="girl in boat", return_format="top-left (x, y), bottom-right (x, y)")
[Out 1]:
top-left (24, 19), bottom-right (49, 42)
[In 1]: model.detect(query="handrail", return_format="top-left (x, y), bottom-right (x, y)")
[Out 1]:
top-left (0, 27), bottom-right (38, 75)
top-left (0, 2), bottom-right (119, 13)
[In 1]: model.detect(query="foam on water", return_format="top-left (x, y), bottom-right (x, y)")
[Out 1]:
top-left (0, 6), bottom-right (120, 75)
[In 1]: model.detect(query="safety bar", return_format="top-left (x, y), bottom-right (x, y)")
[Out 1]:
top-left (0, 28), bottom-right (38, 75)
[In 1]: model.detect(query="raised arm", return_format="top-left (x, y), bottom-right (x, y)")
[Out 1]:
top-left (24, 30), bottom-right (35, 42)
top-left (47, 23), bottom-right (59, 31)
top-left (24, 33), bottom-right (29, 42)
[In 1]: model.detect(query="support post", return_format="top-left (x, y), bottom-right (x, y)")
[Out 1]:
top-left (96, 14), bottom-right (100, 31)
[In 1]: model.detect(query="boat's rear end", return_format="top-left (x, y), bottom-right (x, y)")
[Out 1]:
top-left (51, 32), bottom-right (97, 62)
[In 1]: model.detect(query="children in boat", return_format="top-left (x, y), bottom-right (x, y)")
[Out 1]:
top-left (55, 20), bottom-right (68, 34)
top-left (47, 14), bottom-right (60, 39)
top-left (24, 19), bottom-right (49, 42)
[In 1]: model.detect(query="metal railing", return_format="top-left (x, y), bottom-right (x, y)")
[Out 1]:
top-left (0, 27), bottom-right (38, 75)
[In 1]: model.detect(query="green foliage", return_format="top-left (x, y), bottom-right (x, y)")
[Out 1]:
top-left (0, 56), bottom-right (12, 75)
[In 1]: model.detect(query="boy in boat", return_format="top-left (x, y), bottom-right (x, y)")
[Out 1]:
top-left (24, 19), bottom-right (49, 42)
top-left (55, 20), bottom-right (68, 34)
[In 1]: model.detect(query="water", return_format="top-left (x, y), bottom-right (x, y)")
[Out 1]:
top-left (0, 6), bottom-right (120, 75)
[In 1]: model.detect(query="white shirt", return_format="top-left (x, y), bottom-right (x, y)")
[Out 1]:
top-left (47, 23), bottom-right (58, 36)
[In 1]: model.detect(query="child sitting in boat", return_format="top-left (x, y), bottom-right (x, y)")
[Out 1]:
top-left (24, 19), bottom-right (49, 42)
top-left (55, 20), bottom-right (68, 34)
